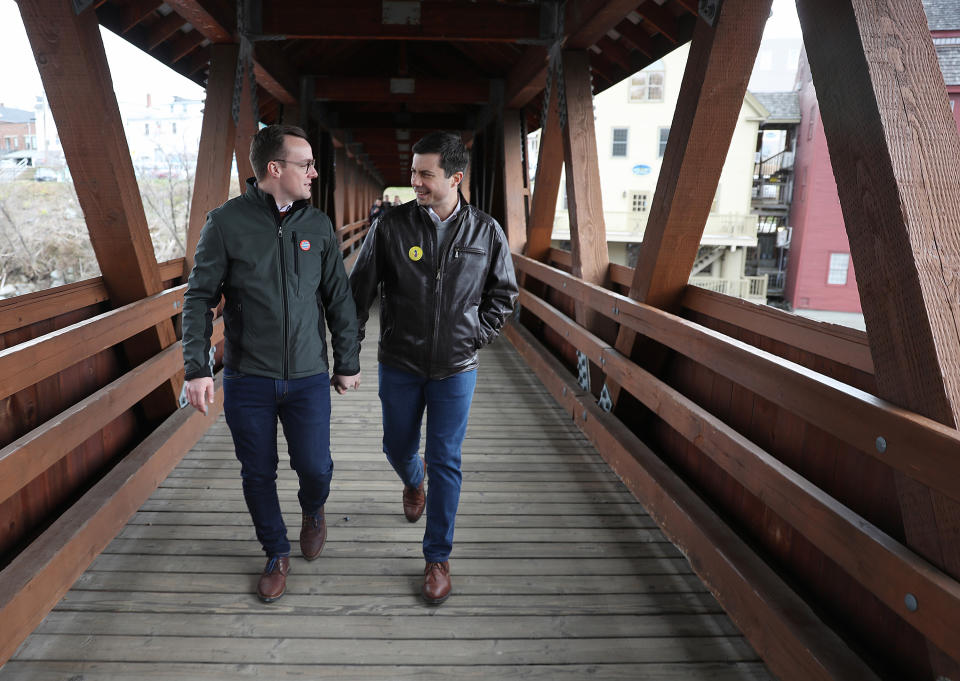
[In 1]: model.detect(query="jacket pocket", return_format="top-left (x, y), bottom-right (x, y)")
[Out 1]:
top-left (454, 246), bottom-right (486, 258)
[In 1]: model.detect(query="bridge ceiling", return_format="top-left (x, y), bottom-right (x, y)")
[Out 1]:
top-left (94, 0), bottom-right (698, 185)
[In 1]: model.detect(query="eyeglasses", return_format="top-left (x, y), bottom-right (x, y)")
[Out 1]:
top-left (272, 159), bottom-right (316, 171)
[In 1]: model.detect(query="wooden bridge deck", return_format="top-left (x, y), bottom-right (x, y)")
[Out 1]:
top-left (1, 320), bottom-right (776, 680)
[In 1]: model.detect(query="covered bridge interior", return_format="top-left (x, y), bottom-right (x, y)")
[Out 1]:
top-left (2, 0), bottom-right (960, 679)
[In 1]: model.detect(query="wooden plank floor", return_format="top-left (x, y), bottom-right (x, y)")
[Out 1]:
top-left (1, 314), bottom-right (777, 680)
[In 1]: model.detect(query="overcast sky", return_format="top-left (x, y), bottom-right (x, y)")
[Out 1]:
top-left (0, 0), bottom-right (802, 112)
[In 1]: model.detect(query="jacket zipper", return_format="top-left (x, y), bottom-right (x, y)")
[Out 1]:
top-left (429, 214), bottom-right (466, 376)
top-left (292, 231), bottom-right (300, 296)
top-left (278, 219), bottom-right (289, 379)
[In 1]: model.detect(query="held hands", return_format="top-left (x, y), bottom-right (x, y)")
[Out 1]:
top-left (331, 371), bottom-right (362, 395)
top-left (184, 377), bottom-right (215, 415)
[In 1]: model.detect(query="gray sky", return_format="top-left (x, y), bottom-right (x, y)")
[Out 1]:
top-left (0, 0), bottom-right (801, 112)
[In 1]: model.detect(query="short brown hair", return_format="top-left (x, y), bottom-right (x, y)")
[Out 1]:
top-left (249, 124), bottom-right (309, 181)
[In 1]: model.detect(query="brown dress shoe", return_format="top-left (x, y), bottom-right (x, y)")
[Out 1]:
top-left (422, 560), bottom-right (451, 604)
top-left (300, 510), bottom-right (326, 560)
top-left (257, 556), bottom-right (289, 603)
top-left (403, 481), bottom-right (425, 522)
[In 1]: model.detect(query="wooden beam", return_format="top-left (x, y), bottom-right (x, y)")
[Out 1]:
top-left (614, 18), bottom-right (656, 58)
top-left (0, 372), bottom-right (224, 667)
top-left (561, 50), bottom-right (608, 287)
top-left (18, 0), bottom-right (180, 415)
top-left (145, 11), bottom-right (186, 51)
top-left (260, 1), bottom-right (542, 42)
top-left (501, 109), bottom-right (528, 253)
top-left (680, 286), bottom-right (874, 375)
top-left (796, 1), bottom-right (960, 673)
top-left (504, 320), bottom-right (881, 681)
top-left (234, 59), bottom-right (257, 186)
top-left (313, 77), bottom-right (490, 104)
top-left (0, 280), bottom-right (108, 335)
top-left (164, 0), bottom-right (232, 42)
top-left (119, 0), bottom-right (161, 33)
top-left (565, 0), bottom-right (647, 49)
top-left (168, 29), bottom-right (205, 64)
top-left (185, 44), bottom-right (237, 277)
top-left (636, 0), bottom-right (681, 43)
top-left (525, 84), bottom-right (564, 262)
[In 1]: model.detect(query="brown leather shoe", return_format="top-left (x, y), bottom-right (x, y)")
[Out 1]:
top-left (300, 509), bottom-right (326, 560)
top-left (403, 458), bottom-right (426, 522)
top-left (422, 560), bottom-right (451, 604)
top-left (257, 556), bottom-right (289, 603)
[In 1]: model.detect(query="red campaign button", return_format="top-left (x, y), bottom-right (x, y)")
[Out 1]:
top-left (299, 239), bottom-right (311, 251)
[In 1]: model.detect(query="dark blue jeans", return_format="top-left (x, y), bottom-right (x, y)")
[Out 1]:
top-left (223, 369), bottom-right (332, 557)
top-left (378, 363), bottom-right (477, 562)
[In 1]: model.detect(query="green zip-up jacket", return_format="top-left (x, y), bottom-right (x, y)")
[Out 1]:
top-left (182, 179), bottom-right (360, 381)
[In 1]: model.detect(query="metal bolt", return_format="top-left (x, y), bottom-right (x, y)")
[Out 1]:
top-left (561, 386), bottom-right (567, 396)
top-left (876, 436), bottom-right (887, 453)
top-left (612, 305), bottom-right (619, 315)
top-left (581, 410), bottom-right (587, 421)
top-left (562, 282), bottom-right (567, 288)
top-left (173, 300), bottom-right (180, 309)
top-left (904, 593), bottom-right (918, 612)
top-left (601, 357), bottom-right (605, 365)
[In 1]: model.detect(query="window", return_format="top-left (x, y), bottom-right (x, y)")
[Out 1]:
top-left (611, 128), bottom-right (628, 157)
top-left (172, 122), bottom-right (177, 134)
top-left (657, 127), bottom-right (670, 158)
top-left (628, 62), bottom-right (665, 102)
top-left (630, 192), bottom-right (648, 212)
top-left (827, 253), bottom-right (850, 285)
top-left (710, 185), bottom-right (720, 213)
top-left (26, 136), bottom-right (36, 150)
top-left (144, 123), bottom-right (150, 136)
top-left (807, 105), bottom-right (817, 140)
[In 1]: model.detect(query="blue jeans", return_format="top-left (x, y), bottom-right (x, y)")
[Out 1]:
top-left (378, 363), bottom-right (477, 562)
top-left (223, 368), bottom-right (332, 557)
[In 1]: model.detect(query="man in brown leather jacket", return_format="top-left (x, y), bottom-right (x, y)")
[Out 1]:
top-left (349, 131), bottom-right (518, 604)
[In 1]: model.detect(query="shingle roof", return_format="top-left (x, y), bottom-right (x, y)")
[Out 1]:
top-left (752, 91), bottom-right (801, 123)
top-left (924, 0), bottom-right (960, 31)
top-left (937, 45), bottom-right (960, 85)
top-left (0, 106), bottom-right (34, 124)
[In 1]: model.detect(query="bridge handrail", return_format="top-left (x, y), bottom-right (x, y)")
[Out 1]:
top-left (513, 253), bottom-right (960, 664)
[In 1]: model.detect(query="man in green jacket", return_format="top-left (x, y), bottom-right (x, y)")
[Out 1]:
top-left (182, 124), bottom-right (361, 602)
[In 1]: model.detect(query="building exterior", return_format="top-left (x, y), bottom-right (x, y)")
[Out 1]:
top-left (0, 105), bottom-right (38, 167)
top-left (782, 0), bottom-right (958, 329)
top-left (122, 94), bottom-right (204, 177)
top-left (536, 43), bottom-right (770, 303)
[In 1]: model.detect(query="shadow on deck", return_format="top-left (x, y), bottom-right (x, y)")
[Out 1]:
top-left (2, 317), bottom-right (776, 680)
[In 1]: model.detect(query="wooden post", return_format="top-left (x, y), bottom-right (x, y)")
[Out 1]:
top-left (185, 44), bottom-right (238, 277)
top-left (233, 58), bottom-right (257, 187)
top-left (333, 147), bottom-right (347, 228)
top-left (797, 0), bottom-right (960, 674)
top-left (525, 82), bottom-right (564, 262)
top-left (607, 0), bottom-right (771, 406)
top-left (17, 0), bottom-right (180, 417)
top-left (502, 109), bottom-right (528, 253)
top-left (560, 51), bottom-right (609, 288)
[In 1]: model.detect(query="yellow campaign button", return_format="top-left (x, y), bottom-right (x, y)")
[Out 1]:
top-left (408, 246), bottom-right (423, 262)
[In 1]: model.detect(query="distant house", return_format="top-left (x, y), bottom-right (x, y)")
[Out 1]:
top-left (534, 42), bottom-right (771, 304)
top-left (0, 105), bottom-right (38, 166)
top-left (780, 0), bottom-right (958, 329)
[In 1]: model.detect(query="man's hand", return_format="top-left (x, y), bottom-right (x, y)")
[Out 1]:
top-left (331, 371), bottom-right (361, 395)
top-left (184, 377), bottom-right (215, 414)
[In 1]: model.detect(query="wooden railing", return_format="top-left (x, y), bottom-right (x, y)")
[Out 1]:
top-left (0, 221), bottom-right (369, 664)
top-left (507, 253), bottom-right (960, 681)
top-left (337, 219), bottom-right (370, 271)
top-left (0, 259), bottom-right (222, 665)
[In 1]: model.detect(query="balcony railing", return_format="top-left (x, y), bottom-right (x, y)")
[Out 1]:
top-left (689, 275), bottom-right (768, 302)
top-left (552, 211), bottom-right (759, 244)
